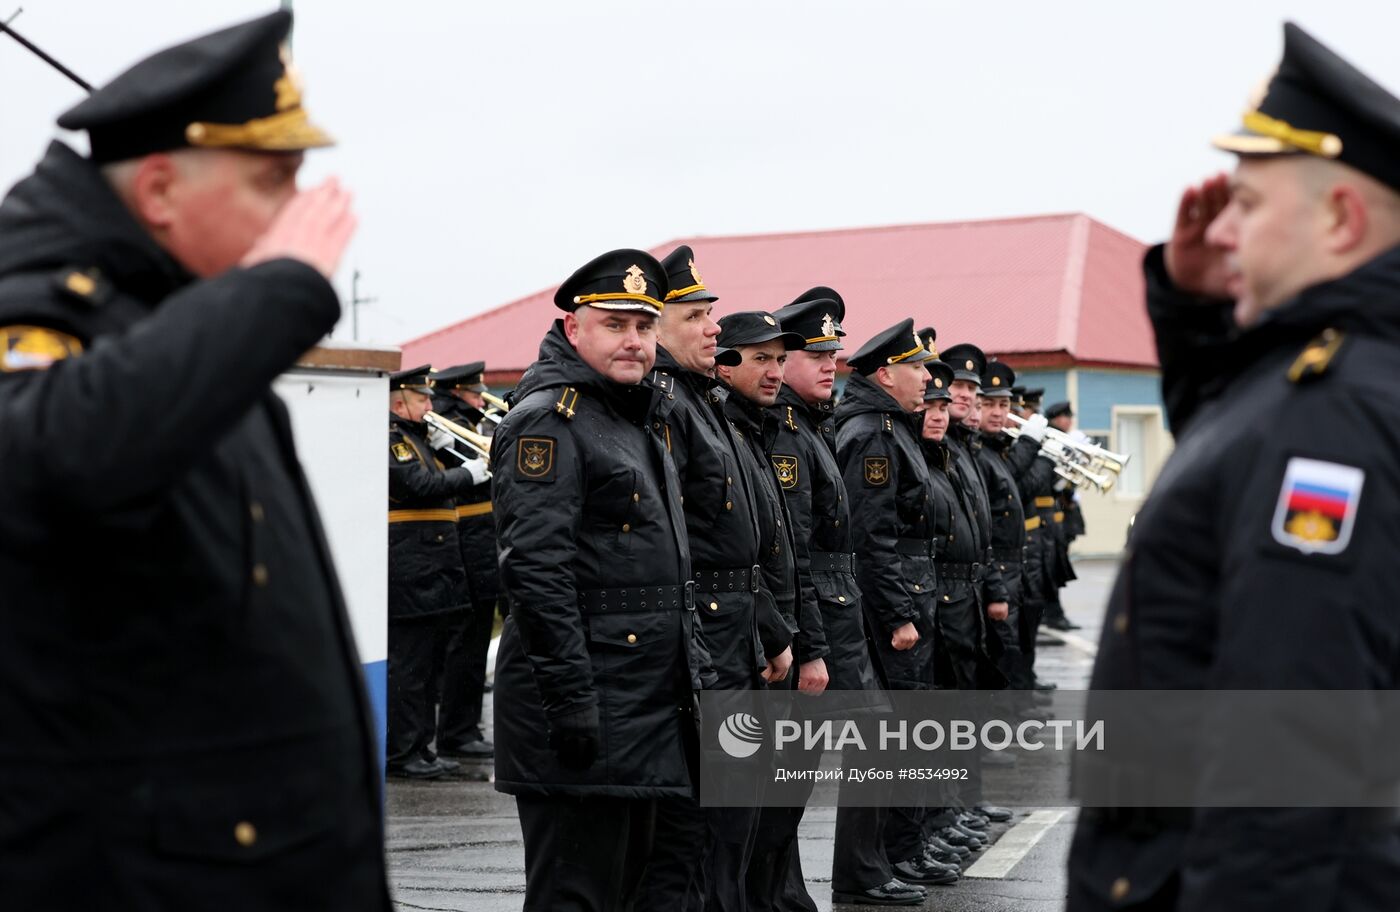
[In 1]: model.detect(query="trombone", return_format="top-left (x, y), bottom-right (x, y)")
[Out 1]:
top-left (479, 390), bottom-right (511, 427)
top-left (424, 411), bottom-right (493, 464)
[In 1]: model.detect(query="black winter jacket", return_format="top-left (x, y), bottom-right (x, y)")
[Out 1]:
top-left (0, 142), bottom-right (386, 906)
top-left (431, 394), bottom-right (502, 605)
top-left (771, 388), bottom-right (879, 691)
top-left (491, 324), bottom-right (696, 798)
top-left (387, 414), bottom-right (474, 619)
top-left (834, 372), bottom-right (937, 637)
top-left (651, 346), bottom-right (789, 689)
top-left (1069, 243), bottom-right (1400, 912)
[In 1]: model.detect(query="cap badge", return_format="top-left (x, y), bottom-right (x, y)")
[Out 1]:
top-left (623, 265), bottom-right (648, 296)
top-left (965, 359), bottom-right (975, 370)
top-left (821, 313), bottom-right (835, 337)
top-left (688, 258), bottom-right (703, 285)
top-left (913, 330), bottom-right (924, 350)
top-left (764, 315), bottom-right (777, 326)
top-left (992, 376), bottom-right (1001, 387)
top-left (934, 378), bottom-right (944, 388)
top-left (274, 44), bottom-right (304, 112)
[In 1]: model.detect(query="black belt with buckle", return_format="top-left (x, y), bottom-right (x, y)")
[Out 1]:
top-left (938, 561), bottom-right (985, 582)
top-left (895, 538), bottom-right (935, 558)
top-left (579, 581), bottom-right (695, 614)
top-left (693, 565), bottom-right (761, 593)
top-left (809, 551), bottom-right (855, 573)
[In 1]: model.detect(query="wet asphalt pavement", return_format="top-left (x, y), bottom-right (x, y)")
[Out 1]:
top-left (388, 559), bottom-right (1119, 911)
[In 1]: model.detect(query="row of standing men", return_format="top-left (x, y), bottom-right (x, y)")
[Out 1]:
top-left (385, 244), bottom-right (1088, 910)
top-left (385, 362), bottom-right (503, 777)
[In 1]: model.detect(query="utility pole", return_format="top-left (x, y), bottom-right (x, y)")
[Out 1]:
top-left (350, 269), bottom-right (377, 342)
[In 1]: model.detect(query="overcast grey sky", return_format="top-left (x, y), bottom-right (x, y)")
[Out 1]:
top-left (3, 1), bottom-right (1398, 346)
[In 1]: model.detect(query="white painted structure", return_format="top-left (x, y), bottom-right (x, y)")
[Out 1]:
top-left (273, 343), bottom-right (399, 763)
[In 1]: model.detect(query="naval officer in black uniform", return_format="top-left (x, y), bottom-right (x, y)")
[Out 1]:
top-left (0, 11), bottom-right (387, 908)
top-left (1069, 22), bottom-right (1400, 912)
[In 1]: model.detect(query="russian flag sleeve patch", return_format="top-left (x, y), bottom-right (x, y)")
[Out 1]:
top-left (1270, 457), bottom-right (1365, 556)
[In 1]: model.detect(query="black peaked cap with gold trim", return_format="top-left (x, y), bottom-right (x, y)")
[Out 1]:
top-left (391, 364), bottom-right (434, 393)
top-left (716, 311), bottom-right (805, 353)
top-left (434, 361), bottom-right (486, 391)
top-left (937, 343), bottom-right (986, 385)
top-left (555, 249), bottom-right (668, 317)
top-left (981, 360), bottom-right (1016, 397)
top-left (922, 360), bottom-right (956, 402)
top-left (846, 317), bottom-right (937, 375)
top-left (59, 11), bottom-right (332, 164)
top-left (660, 245), bottom-right (717, 305)
top-left (772, 292), bottom-right (846, 352)
top-left (1213, 23), bottom-right (1400, 192)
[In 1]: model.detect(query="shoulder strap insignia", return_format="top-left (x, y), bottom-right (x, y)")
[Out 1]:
top-left (650, 371), bottom-right (674, 393)
top-left (785, 406), bottom-right (798, 432)
top-left (1, 325), bottom-right (84, 372)
top-left (1288, 328), bottom-right (1344, 384)
top-left (554, 386), bottom-right (581, 419)
top-left (52, 268), bottom-right (109, 307)
top-left (882, 414), bottom-right (894, 435)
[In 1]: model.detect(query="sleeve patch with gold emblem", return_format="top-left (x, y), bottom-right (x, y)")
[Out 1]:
top-left (772, 454), bottom-right (799, 490)
top-left (1270, 457), bottom-right (1363, 556)
top-left (391, 441), bottom-right (417, 463)
top-left (1, 325), bottom-right (83, 372)
top-left (516, 436), bottom-right (556, 482)
top-left (864, 456), bottom-right (890, 487)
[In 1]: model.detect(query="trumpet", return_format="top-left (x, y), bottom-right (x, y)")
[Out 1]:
top-left (1003, 414), bottom-right (1130, 493)
top-left (479, 390), bottom-right (511, 427)
top-left (424, 411), bottom-right (492, 464)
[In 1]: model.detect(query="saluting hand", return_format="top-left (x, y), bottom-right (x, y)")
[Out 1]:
top-left (242, 177), bottom-right (357, 280)
top-left (1164, 173), bottom-right (1234, 297)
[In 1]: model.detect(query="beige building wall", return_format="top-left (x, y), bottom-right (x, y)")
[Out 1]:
top-left (1072, 402), bottom-right (1172, 557)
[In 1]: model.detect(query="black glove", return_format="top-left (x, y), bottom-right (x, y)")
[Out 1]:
top-left (547, 706), bottom-right (600, 771)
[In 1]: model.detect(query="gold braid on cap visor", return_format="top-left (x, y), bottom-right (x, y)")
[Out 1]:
top-left (572, 292), bottom-right (665, 311)
top-left (1241, 110), bottom-right (1343, 158)
top-left (664, 284), bottom-right (707, 302)
top-left (185, 107), bottom-right (334, 150)
top-left (885, 344), bottom-right (926, 364)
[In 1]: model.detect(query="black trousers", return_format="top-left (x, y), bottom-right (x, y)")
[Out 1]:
top-left (877, 628), bottom-right (938, 867)
top-left (438, 596), bottom-right (496, 747)
top-left (632, 796), bottom-right (707, 910)
top-left (988, 569), bottom-right (1035, 690)
top-left (746, 673), bottom-right (819, 912)
top-left (516, 794), bottom-right (654, 912)
top-left (832, 797), bottom-right (893, 892)
top-left (1021, 596), bottom-right (1046, 677)
top-left (387, 615), bottom-right (454, 768)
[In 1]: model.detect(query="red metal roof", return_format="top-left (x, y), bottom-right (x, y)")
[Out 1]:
top-left (402, 213), bottom-right (1155, 376)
